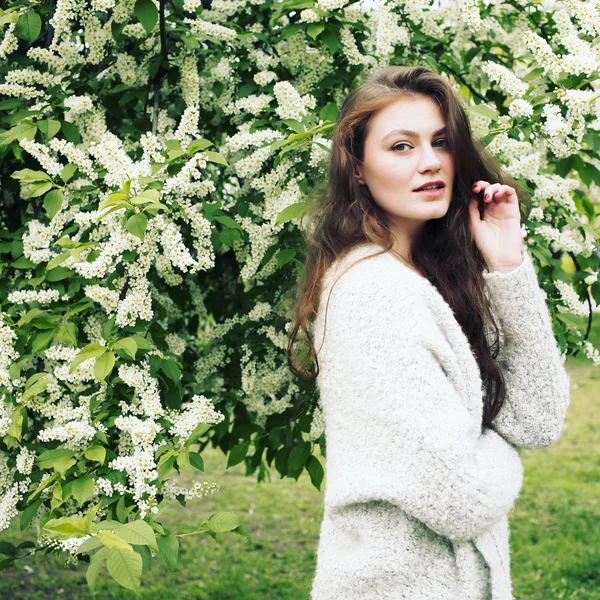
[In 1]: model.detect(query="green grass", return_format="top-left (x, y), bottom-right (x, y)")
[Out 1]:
top-left (1, 318), bottom-right (599, 600)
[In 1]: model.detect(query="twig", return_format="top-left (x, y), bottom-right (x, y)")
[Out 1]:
top-left (568, 251), bottom-right (594, 357)
top-left (152, 0), bottom-right (169, 136)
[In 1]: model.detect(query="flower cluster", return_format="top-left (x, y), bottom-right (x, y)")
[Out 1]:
top-left (0, 0), bottom-right (598, 590)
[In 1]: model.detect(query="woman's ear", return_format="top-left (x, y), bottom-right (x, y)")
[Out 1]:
top-left (354, 166), bottom-right (365, 186)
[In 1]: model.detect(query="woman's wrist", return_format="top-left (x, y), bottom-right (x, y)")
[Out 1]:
top-left (486, 256), bottom-right (523, 274)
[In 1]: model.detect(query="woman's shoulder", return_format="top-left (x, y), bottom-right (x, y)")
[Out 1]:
top-left (320, 243), bottom-right (432, 321)
top-left (323, 242), bottom-right (427, 296)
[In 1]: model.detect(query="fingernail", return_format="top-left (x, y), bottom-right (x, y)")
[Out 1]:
top-left (472, 184), bottom-right (478, 191)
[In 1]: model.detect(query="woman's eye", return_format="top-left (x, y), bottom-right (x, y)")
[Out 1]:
top-left (392, 139), bottom-right (448, 152)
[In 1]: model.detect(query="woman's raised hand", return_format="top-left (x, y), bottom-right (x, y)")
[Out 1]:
top-left (468, 180), bottom-right (524, 272)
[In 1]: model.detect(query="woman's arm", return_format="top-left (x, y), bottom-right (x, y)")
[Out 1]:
top-left (483, 248), bottom-right (571, 449)
top-left (318, 261), bottom-right (524, 544)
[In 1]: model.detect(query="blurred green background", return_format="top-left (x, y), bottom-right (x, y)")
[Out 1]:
top-left (1, 314), bottom-right (599, 600)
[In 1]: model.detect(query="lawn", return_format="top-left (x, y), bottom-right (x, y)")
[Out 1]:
top-left (1, 318), bottom-right (599, 600)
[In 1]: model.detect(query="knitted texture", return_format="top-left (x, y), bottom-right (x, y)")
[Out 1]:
top-left (310, 243), bottom-right (571, 600)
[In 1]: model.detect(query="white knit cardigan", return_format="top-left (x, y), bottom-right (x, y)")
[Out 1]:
top-left (310, 242), bottom-right (571, 600)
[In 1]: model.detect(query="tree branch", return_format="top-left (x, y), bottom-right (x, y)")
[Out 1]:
top-left (568, 251), bottom-right (594, 357)
top-left (152, 0), bottom-right (169, 136)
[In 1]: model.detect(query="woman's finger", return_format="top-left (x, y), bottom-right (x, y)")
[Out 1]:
top-left (472, 180), bottom-right (490, 193)
top-left (483, 183), bottom-right (502, 202)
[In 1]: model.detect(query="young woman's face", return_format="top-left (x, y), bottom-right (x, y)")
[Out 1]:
top-left (355, 94), bottom-right (455, 239)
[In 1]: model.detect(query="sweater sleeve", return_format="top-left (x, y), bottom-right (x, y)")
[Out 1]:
top-left (482, 247), bottom-right (571, 449)
top-left (318, 260), bottom-right (524, 544)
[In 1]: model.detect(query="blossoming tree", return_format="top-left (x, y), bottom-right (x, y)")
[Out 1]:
top-left (0, 0), bottom-right (599, 592)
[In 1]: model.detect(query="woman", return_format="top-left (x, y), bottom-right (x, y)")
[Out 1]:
top-left (286, 66), bottom-right (571, 599)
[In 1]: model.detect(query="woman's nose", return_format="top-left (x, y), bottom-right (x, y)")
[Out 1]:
top-left (418, 146), bottom-right (442, 171)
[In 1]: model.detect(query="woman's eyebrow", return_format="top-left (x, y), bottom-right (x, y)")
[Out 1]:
top-left (382, 127), bottom-right (447, 141)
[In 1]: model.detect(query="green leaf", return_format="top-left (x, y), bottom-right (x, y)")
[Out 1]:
top-left (529, 246), bottom-right (553, 267)
top-left (24, 372), bottom-right (49, 388)
top-left (213, 215), bottom-right (242, 230)
top-left (57, 322), bottom-right (78, 346)
top-left (116, 520), bottom-right (158, 551)
top-left (20, 499), bottom-right (43, 531)
top-left (134, 0), bottom-right (158, 35)
top-left (156, 533), bottom-right (179, 571)
top-left (35, 448), bottom-right (75, 468)
top-left (72, 476), bottom-right (95, 507)
top-left (176, 448), bottom-right (190, 468)
top-left (306, 455), bottom-right (324, 490)
top-left (230, 525), bottom-right (254, 543)
top-left (21, 373), bottom-right (52, 402)
top-left (134, 544), bottom-right (152, 570)
top-left (14, 10), bottom-right (42, 44)
top-left (43, 189), bottom-right (64, 220)
top-left (31, 328), bottom-right (55, 353)
top-left (106, 546), bottom-right (142, 592)
top-left (27, 472), bottom-right (60, 503)
top-left (181, 34), bottom-right (200, 50)
top-left (276, 249), bottom-right (296, 268)
top-left (37, 119), bottom-right (61, 139)
top-left (116, 496), bottom-right (128, 522)
top-left (157, 455), bottom-right (175, 482)
top-left (466, 104), bottom-right (498, 120)
top-left (556, 312), bottom-right (583, 329)
top-left (0, 122), bottom-right (37, 146)
top-left (46, 266), bottom-right (74, 282)
top-left (125, 213), bottom-right (148, 241)
top-left (46, 250), bottom-right (71, 271)
top-left (112, 337), bottom-right (137, 359)
top-left (187, 138), bottom-right (213, 154)
top-left (204, 150), bottom-right (229, 167)
top-left (227, 441), bottom-right (249, 469)
top-left (54, 455), bottom-right (76, 475)
top-left (11, 255), bottom-right (35, 269)
top-left (61, 121), bottom-right (81, 144)
top-left (61, 164), bottom-right (78, 184)
top-left (522, 67), bottom-right (545, 82)
top-left (11, 168), bottom-right (51, 182)
top-left (282, 119), bottom-right (305, 134)
top-left (160, 359), bottom-right (181, 384)
top-left (219, 228), bottom-right (241, 247)
top-left (319, 102), bottom-right (338, 122)
top-left (76, 536), bottom-right (104, 555)
top-left (8, 356), bottom-right (30, 380)
top-left (188, 452), bottom-right (204, 471)
top-left (70, 343), bottom-right (107, 373)
top-left (87, 548), bottom-right (107, 595)
top-left (184, 422), bottom-right (211, 446)
top-left (43, 516), bottom-right (89, 539)
top-left (96, 531), bottom-right (131, 553)
top-left (307, 22), bottom-right (325, 40)
top-left (130, 334), bottom-right (151, 351)
top-left (275, 201), bottom-right (308, 225)
top-left (84, 445), bottom-right (106, 465)
top-left (287, 441), bottom-right (311, 471)
top-left (0, 12), bottom-right (19, 27)
top-left (8, 408), bottom-right (24, 441)
top-left (29, 181), bottom-right (53, 198)
top-left (94, 351), bottom-right (115, 382)
top-left (320, 29), bottom-right (340, 54)
top-left (207, 512), bottom-right (240, 533)
top-left (111, 20), bottom-right (126, 41)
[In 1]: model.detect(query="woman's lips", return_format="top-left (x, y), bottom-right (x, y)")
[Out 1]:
top-left (414, 186), bottom-right (445, 197)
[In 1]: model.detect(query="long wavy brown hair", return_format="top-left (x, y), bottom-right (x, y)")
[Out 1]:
top-left (286, 65), bottom-right (531, 427)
